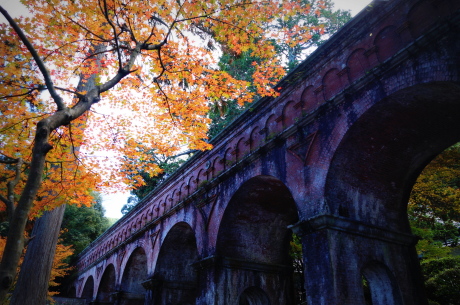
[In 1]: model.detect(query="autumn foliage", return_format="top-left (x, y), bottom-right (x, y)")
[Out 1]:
top-left (0, 234), bottom-right (74, 300)
top-left (0, 0), bottom-right (319, 203)
top-left (0, 0), bottom-right (320, 300)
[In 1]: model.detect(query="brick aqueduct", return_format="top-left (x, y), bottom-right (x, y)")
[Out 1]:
top-left (71, 0), bottom-right (460, 304)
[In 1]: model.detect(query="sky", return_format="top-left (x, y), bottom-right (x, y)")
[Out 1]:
top-left (0, 0), bottom-right (372, 219)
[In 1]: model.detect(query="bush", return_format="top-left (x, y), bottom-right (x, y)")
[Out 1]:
top-left (421, 257), bottom-right (460, 305)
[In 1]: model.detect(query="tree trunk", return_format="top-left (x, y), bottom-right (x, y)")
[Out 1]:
top-left (10, 205), bottom-right (66, 305)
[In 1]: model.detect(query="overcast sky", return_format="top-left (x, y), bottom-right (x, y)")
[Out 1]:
top-left (0, 0), bottom-right (372, 218)
top-left (0, 0), bottom-right (372, 21)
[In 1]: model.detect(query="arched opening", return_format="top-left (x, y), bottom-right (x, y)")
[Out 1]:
top-left (361, 262), bottom-right (404, 305)
top-left (96, 264), bottom-right (117, 303)
top-left (216, 175), bottom-right (299, 304)
top-left (238, 286), bottom-right (271, 305)
top-left (324, 81), bottom-right (460, 304)
top-left (81, 276), bottom-right (94, 302)
top-left (326, 82), bottom-right (460, 231)
top-left (152, 222), bottom-right (198, 305)
top-left (119, 247), bottom-right (148, 304)
top-left (407, 142), bottom-right (460, 304)
top-left (68, 286), bottom-right (76, 298)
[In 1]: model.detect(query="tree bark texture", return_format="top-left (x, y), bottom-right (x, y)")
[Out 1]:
top-left (10, 205), bottom-right (66, 305)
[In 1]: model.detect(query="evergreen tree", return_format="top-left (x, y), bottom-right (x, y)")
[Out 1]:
top-left (208, 0), bottom-right (352, 139)
top-left (60, 192), bottom-right (110, 261)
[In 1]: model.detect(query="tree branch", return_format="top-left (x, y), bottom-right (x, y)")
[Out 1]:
top-left (5, 158), bottom-right (24, 222)
top-left (0, 6), bottom-right (65, 111)
top-left (98, 42), bottom-right (141, 93)
top-left (100, 0), bottom-right (123, 70)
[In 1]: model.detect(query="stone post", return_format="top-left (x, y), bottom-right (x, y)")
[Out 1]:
top-left (290, 215), bottom-right (427, 305)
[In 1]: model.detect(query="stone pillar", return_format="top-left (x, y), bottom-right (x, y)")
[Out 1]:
top-left (109, 290), bottom-right (144, 305)
top-left (193, 256), bottom-right (294, 305)
top-left (290, 215), bottom-right (427, 305)
top-left (141, 278), bottom-right (158, 305)
top-left (142, 277), bottom-right (197, 304)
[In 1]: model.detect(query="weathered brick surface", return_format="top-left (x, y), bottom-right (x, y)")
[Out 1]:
top-left (71, 0), bottom-right (460, 304)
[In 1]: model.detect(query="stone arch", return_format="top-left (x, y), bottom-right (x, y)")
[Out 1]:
top-left (119, 247), bottom-right (148, 304)
top-left (96, 264), bottom-right (117, 303)
top-left (361, 261), bottom-right (404, 305)
top-left (155, 203), bottom-right (162, 218)
top-left (165, 194), bottom-right (172, 211)
top-left (374, 25), bottom-right (403, 62)
top-left (301, 85), bottom-right (317, 113)
top-left (265, 114), bottom-right (280, 139)
top-left (347, 48), bottom-right (369, 83)
top-left (169, 190), bottom-right (177, 209)
top-left (151, 222), bottom-right (199, 304)
top-left (319, 81), bottom-right (460, 304)
top-left (238, 286), bottom-right (271, 305)
top-left (325, 82), bottom-right (460, 230)
top-left (224, 147), bottom-right (234, 168)
top-left (196, 168), bottom-right (206, 188)
top-left (81, 276), bottom-right (94, 301)
top-left (250, 126), bottom-right (263, 150)
top-left (178, 182), bottom-right (187, 200)
top-left (187, 175), bottom-right (195, 195)
top-left (322, 68), bottom-right (342, 101)
top-left (141, 212), bottom-right (147, 227)
top-left (236, 137), bottom-right (247, 160)
top-left (216, 175), bottom-right (299, 304)
top-left (212, 156), bottom-right (224, 178)
top-left (282, 100), bottom-right (299, 128)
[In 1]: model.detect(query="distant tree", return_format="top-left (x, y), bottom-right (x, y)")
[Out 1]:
top-left (409, 143), bottom-right (460, 259)
top-left (207, 0), bottom-right (352, 139)
top-left (421, 256), bottom-right (460, 305)
top-left (123, 149), bottom-right (192, 214)
top-left (60, 192), bottom-right (110, 259)
top-left (269, 0), bottom-right (352, 70)
top-left (409, 144), bottom-right (460, 225)
top-left (120, 196), bottom-right (139, 216)
top-left (207, 51), bottom-right (261, 139)
top-left (409, 144), bottom-right (460, 304)
top-left (0, 0), bottom-right (306, 300)
top-left (289, 233), bottom-right (306, 305)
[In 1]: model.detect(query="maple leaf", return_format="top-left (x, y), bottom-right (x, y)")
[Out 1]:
top-left (0, 0), bottom-right (314, 301)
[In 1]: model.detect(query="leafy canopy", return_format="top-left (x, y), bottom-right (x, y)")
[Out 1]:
top-left (0, 0), bottom-right (314, 216)
top-left (408, 144), bottom-right (460, 304)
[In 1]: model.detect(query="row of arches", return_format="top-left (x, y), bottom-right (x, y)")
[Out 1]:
top-left (76, 0), bottom-right (460, 270)
top-left (75, 176), bottom-right (297, 304)
top-left (76, 176), bottom-right (408, 305)
top-left (72, 0), bottom-right (460, 303)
